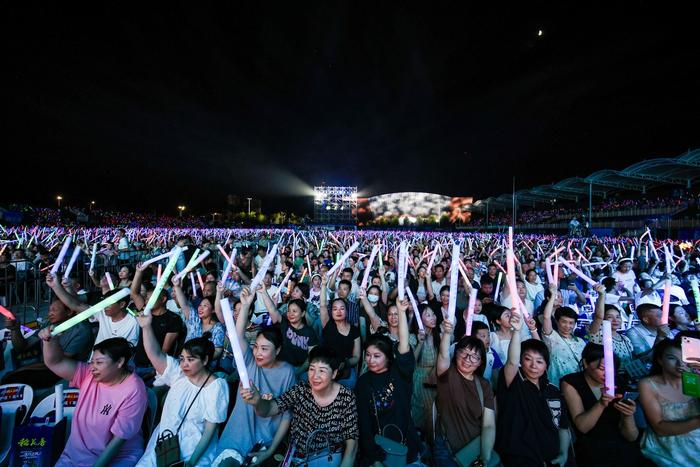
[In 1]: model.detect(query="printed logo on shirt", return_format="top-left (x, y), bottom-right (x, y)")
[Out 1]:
top-left (100, 404), bottom-right (113, 416)
top-left (286, 327), bottom-right (310, 350)
top-left (546, 398), bottom-right (562, 428)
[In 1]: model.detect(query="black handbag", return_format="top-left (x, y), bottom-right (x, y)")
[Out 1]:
top-left (155, 373), bottom-right (211, 467)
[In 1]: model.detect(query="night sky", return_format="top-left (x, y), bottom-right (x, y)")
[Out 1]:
top-left (5, 3), bottom-right (700, 215)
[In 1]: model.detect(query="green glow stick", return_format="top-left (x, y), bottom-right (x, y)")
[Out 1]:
top-left (51, 288), bottom-right (130, 336)
top-left (143, 246), bottom-right (183, 316)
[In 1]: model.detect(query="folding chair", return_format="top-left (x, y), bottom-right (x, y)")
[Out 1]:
top-left (0, 383), bottom-right (34, 464)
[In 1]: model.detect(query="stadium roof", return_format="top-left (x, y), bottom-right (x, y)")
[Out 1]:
top-left (473, 148), bottom-right (700, 211)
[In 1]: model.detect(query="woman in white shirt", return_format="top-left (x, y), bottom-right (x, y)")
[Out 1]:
top-left (135, 313), bottom-right (229, 467)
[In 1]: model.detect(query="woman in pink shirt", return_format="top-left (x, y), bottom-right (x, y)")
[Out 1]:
top-left (39, 330), bottom-right (147, 467)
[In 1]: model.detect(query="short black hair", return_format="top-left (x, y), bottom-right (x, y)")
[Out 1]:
top-left (182, 336), bottom-right (215, 366)
top-left (554, 306), bottom-right (578, 322)
top-left (364, 333), bottom-right (395, 363)
top-left (93, 337), bottom-right (134, 368)
top-left (309, 345), bottom-right (342, 371)
top-left (521, 338), bottom-right (550, 369)
top-left (471, 321), bottom-right (490, 334)
top-left (636, 303), bottom-right (661, 319)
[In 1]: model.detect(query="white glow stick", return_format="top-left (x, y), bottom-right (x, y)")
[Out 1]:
top-left (360, 245), bottom-right (380, 289)
top-left (661, 281), bottom-right (671, 325)
top-left (89, 243), bottom-right (97, 272)
top-left (494, 271), bottom-right (503, 302)
top-left (406, 286), bottom-right (424, 332)
top-left (157, 264), bottom-right (162, 283)
top-left (465, 289), bottom-right (478, 336)
top-left (663, 244), bottom-right (673, 273)
top-left (105, 272), bottom-right (115, 290)
top-left (174, 250), bottom-right (211, 280)
top-left (143, 246), bottom-right (183, 316)
top-left (629, 246), bottom-right (635, 261)
top-left (327, 241), bottom-right (359, 277)
top-left (51, 288), bottom-right (130, 335)
top-left (446, 242), bottom-right (460, 324)
top-left (278, 267), bottom-right (294, 298)
top-left (249, 244), bottom-right (278, 293)
top-left (190, 272), bottom-right (197, 298)
top-left (50, 237), bottom-right (72, 275)
top-left (64, 247), bottom-right (81, 278)
top-left (54, 384), bottom-right (64, 423)
top-left (141, 247), bottom-right (187, 268)
top-left (602, 320), bottom-right (615, 397)
top-left (397, 241), bottom-right (407, 300)
top-left (221, 248), bottom-right (238, 282)
top-left (220, 298), bottom-right (250, 388)
top-left (427, 246), bottom-right (438, 272)
top-left (558, 257), bottom-right (597, 287)
top-left (545, 257), bottom-right (554, 284)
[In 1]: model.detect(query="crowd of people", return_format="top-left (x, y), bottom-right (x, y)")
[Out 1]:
top-left (1, 226), bottom-right (699, 466)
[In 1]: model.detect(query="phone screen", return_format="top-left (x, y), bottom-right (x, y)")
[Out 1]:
top-left (681, 336), bottom-right (700, 364)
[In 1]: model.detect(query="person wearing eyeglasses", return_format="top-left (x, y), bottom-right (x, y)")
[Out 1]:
top-left (433, 318), bottom-right (496, 467)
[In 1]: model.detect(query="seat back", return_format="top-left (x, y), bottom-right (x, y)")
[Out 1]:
top-left (0, 384), bottom-right (33, 463)
top-left (30, 388), bottom-right (79, 421)
top-left (142, 387), bottom-right (158, 440)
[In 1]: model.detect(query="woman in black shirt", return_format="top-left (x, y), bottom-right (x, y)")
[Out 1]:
top-left (560, 343), bottom-right (641, 467)
top-left (355, 297), bottom-right (421, 466)
top-left (496, 308), bottom-right (571, 467)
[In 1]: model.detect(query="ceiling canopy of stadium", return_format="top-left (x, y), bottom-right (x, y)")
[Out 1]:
top-left (473, 148), bottom-right (700, 210)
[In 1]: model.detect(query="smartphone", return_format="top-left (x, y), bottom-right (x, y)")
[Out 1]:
top-left (622, 391), bottom-right (639, 402)
top-left (169, 461), bottom-right (185, 467)
top-left (681, 336), bottom-right (700, 364)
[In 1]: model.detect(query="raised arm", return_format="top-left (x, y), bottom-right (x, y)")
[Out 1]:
top-left (437, 318), bottom-right (454, 377)
top-left (135, 313), bottom-right (168, 375)
top-left (130, 262), bottom-right (146, 310)
top-left (358, 287), bottom-right (383, 331)
top-left (542, 283), bottom-right (557, 337)
top-left (379, 265), bottom-right (389, 304)
top-left (171, 276), bottom-right (192, 320)
top-left (588, 284), bottom-right (607, 336)
top-left (503, 308), bottom-right (523, 388)
top-left (236, 286), bottom-right (256, 354)
top-left (259, 284), bottom-right (282, 324)
top-left (46, 274), bottom-right (89, 313)
top-left (38, 327), bottom-right (78, 382)
top-left (396, 297), bottom-right (410, 355)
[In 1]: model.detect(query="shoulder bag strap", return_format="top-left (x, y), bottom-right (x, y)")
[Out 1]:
top-left (474, 375), bottom-right (484, 410)
top-left (176, 372), bottom-right (212, 435)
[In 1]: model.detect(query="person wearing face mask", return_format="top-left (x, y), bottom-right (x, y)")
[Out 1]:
top-left (358, 285), bottom-right (389, 337)
top-left (542, 283), bottom-right (587, 387)
top-left (135, 314), bottom-right (229, 467)
top-left (355, 298), bottom-right (422, 466)
top-left (433, 319), bottom-right (497, 467)
top-left (496, 310), bottom-right (571, 467)
top-left (214, 286), bottom-right (296, 466)
top-left (639, 338), bottom-right (700, 466)
top-left (39, 332), bottom-right (147, 467)
top-left (561, 343), bottom-right (641, 467)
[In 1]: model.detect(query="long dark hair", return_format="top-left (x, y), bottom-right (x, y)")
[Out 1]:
top-left (409, 303), bottom-right (441, 352)
top-left (649, 338), bottom-right (680, 376)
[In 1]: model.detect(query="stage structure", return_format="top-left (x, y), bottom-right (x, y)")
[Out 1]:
top-left (314, 185), bottom-right (358, 224)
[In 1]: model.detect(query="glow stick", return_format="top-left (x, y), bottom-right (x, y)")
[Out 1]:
top-left (183, 247), bottom-right (201, 271)
top-left (63, 247), bottom-right (81, 278)
top-left (217, 245), bottom-right (231, 263)
top-left (663, 244), bottom-right (673, 273)
top-left (221, 248), bottom-right (238, 282)
top-left (465, 289), bottom-right (478, 336)
top-left (51, 288), bottom-right (130, 335)
top-left (55, 384), bottom-right (64, 423)
top-left (174, 250), bottom-right (211, 280)
top-left (105, 272), bottom-right (115, 290)
top-left (278, 267), bottom-right (294, 297)
top-left (559, 258), bottom-right (597, 287)
top-left (602, 320), bottom-right (615, 397)
top-left (360, 245), bottom-right (380, 290)
top-left (397, 241), bottom-right (407, 300)
top-left (660, 281), bottom-right (671, 325)
top-left (220, 298), bottom-right (250, 388)
top-left (306, 255), bottom-right (312, 275)
top-left (427, 246), bottom-right (438, 272)
top-left (0, 305), bottom-right (16, 320)
top-left (142, 248), bottom-right (186, 268)
top-left (553, 260), bottom-right (559, 287)
top-left (405, 286), bottom-right (424, 332)
top-left (50, 237), bottom-right (71, 275)
top-left (196, 270), bottom-right (205, 291)
top-left (157, 264), bottom-right (162, 283)
top-left (143, 246), bottom-right (183, 316)
top-left (446, 242), bottom-right (460, 324)
top-left (249, 244), bottom-right (278, 293)
top-left (89, 243), bottom-right (97, 272)
top-left (327, 241), bottom-right (359, 277)
top-left (188, 272), bottom-right (197, 297)
top-left (494, 271), bottom-right (503, 302)
top-left (629, 246), bottom-right (635, 261)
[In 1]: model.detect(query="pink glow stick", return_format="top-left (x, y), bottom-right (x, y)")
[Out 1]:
top-left (602, 320), bottom-right (615, 396)
top-left (157, 264), bottom-right (162, 283)
top-left (558, 258), bottom-right (596, 286)
top-left (0, 305), bottom-right (16, 320)
top-left (217, 244), bottom-right (231, 263)
top-left (196, 270), bottom-right (205, 291)
top-left (661, 281), bottom-right (671, 325)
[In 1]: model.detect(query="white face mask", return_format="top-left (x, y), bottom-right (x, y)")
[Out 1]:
top-left (368, 294), bottom-right (380, 304)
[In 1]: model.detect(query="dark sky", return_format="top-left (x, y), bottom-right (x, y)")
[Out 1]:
top-left (5, 3), bottom-right (700, 215)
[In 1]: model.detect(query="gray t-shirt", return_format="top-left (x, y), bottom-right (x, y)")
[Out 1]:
top-left (25, 320), bottom-right (93, 363)
top-left (218, 347), bottom-right (297, 455)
